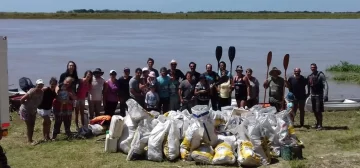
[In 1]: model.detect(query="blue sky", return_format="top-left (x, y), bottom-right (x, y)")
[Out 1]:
top-left (1, 0), bottom-right (359, 13)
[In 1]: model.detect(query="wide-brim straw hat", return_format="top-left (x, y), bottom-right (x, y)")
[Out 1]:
top-left (269, 67), bottom-right (281, 75)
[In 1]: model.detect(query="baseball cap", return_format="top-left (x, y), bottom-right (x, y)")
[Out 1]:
top-left (236, 65), bottom-right (243, 71)
top-left (36, 79), bottom-right (44, 85)
top-left (142, 67), bottom-right (149, 72)
top-left (170, 59), bottom-right (177, 64)
top-left (110, 70), bottom-right (117, 75)
top-left (124, 67), bottom-right (130, 72)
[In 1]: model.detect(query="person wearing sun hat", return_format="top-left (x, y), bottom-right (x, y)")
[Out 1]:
top-left (263, 67), bottom-right (289, 111)
top-left (167, 59), bottom-right (185, 81)
top-left (89, 68), bottom-right (105, 119)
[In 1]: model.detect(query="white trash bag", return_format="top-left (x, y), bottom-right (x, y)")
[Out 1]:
top-left (127, 118), bottom-right (155, 160)
top-left (163, 119), bottom-right (181, 161)
top-left (126, 99), bottom-right (148, 122)
top-left (148, 120), bottom-right (171, 162)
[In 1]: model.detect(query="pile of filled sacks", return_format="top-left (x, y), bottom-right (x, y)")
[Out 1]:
top-left (104, 99), bottom-right (303, 167)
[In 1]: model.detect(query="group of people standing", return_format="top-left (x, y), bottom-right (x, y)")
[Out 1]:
top-left (17, 57), bottom-right (328, 144)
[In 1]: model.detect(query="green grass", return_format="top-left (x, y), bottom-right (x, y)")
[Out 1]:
top-left (2, 110), bottom-right (360, 168)
top-left (326, 61), bottom-right (360, 84)
top-left (1, 12), bottom-right (360, 19)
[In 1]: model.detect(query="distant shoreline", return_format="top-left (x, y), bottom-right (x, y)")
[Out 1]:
top-left (1, 12), bottom-right (360, 19)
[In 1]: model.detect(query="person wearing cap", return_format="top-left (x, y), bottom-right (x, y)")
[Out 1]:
top-left (117, 67), bottom-right (132, 117)
top-left (129, 68), bottom-right (145, 107)
top-left (52, 77), bottom-right (77, 140)
top-left (169, 70), bottom-right (180, 110)
top-left (263, 67), bottom-right (289, 111)
top-left (232, 65), bottom-right (251, 108)
top-left (195, 74), bottom-right (211, 105)
top-left (75, 70), bottom-right (93, 129)
top-left (203, 64), bottom-right (220, 110)
top-left (19, 79), bottom-right (44, 145)
top-left (188, 62), bottom-right (201, 85)
top-left (157, 67), bottom-right (171, 113)
top-left (37, 77), bottom-right (58, 141)
top-left (103, 70), bottom-right (119, 116)
top-left (307, 63), bottom-right (328, 130)
top-left (246, 68), bottom-right (260, 108)
top-left (89, 68), bottom-right (105, 119)
top-left (147, 58), bottom-right (159, 77)
top-left (179, 72), bottom-right (196, 113)
top-left (287, 68), bottom-right (308, 127)
top-left (167, 59), bottom-right (185, 81)
top-left (145, 83), bottom-right (160, 111)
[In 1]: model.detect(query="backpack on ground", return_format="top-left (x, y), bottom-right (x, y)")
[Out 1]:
top-left (19, 77), bottom-right (35, 92)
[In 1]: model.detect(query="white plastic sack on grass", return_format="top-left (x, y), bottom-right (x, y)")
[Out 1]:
top-left (212, 141), bottom-right (236, 165)
top-left (127, 118), bottom-right (155, 161)
top-left (88, 124), bottom-right (103, 135)
top-left (109, 115), bottom-right (124, 139)
top-left (237, 140), bottom-right (261, 167)
top-left (118, 115), bottom-right (138, 154)
top-left (148, 120), bottom-right (171, 162)
top-left (191, 144), bottom-right (214, 164)
top-left (180, 121), bottom-right (202, 160)
top-left (247, 118), bottom-right (271, 165)
top-left (163, 119), bottom-right (181, 161)
top-left (191, 105), bottom-right (218, 147)
top-left (126, 99), bottom-right (148, 122)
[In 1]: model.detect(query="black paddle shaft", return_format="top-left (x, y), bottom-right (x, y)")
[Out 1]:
top-left (216, 46), bottom-right (222, 72)
top-left (228, 46), bottom-right (236, 76)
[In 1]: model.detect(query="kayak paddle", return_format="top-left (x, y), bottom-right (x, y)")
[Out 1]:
top-left (282, 54), bottom-right (290, 110)
top-left (216, 46), bottom-right (222, 72)
top-left (263, 51), bottom-right (272, 105)
top-left (228, 46), bottom-right (236, 77)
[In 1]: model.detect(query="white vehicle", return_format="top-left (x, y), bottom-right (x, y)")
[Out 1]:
top-left (0, 36), bottom-right (10, 137)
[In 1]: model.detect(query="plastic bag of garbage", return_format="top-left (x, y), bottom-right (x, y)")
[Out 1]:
top-left (127, 118), bottom-right (156, 160)
top-left (212, 140), bottom-right (236, 165)
top-left (148, 120), bottom-right (171, 162)
top-left (126, 99), bottom-right (148, 122)
top-left (163, 119), bottom-right (181, 161)
top-left (191, 144), bottom-right (214, 164)
top-left (237, 140), bottom-right (261, 167)
top-left (246, 117), bottom-right (271, 165)
top-left (192, 105), bottom-right (218, 147)
top-left (88, 124), bottom-right (104, 135)
top-left (118, 115), bottom-right (138, 154)
top-left (180, 121), bottom-right (202, 160)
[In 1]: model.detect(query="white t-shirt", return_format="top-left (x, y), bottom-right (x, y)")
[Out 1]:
top-left (89, 76), bottom-right (105, 101)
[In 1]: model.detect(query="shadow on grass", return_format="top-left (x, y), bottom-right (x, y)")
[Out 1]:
top-left (322, 126), bottom-right (349, 130)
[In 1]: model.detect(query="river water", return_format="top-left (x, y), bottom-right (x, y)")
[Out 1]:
top-left (1, 19), bottom-right (360, 100)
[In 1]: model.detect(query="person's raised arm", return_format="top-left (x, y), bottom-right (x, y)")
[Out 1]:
top-left (263, 78), bottom-right (270, 89)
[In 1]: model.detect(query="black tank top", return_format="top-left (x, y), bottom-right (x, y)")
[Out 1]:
top-left (234, 75), bottom-right (247, 96)
top-left (38, 87), bottom-right (57, 110)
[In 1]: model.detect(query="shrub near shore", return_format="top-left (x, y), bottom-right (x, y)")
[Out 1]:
top-left (326, 61), bottom-right (360, 84)
top-left (1, 10), bottom-right (360, 19)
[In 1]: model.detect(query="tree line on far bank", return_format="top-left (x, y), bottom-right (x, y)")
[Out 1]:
top-left (55, 9), bottom-right (360, 14)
